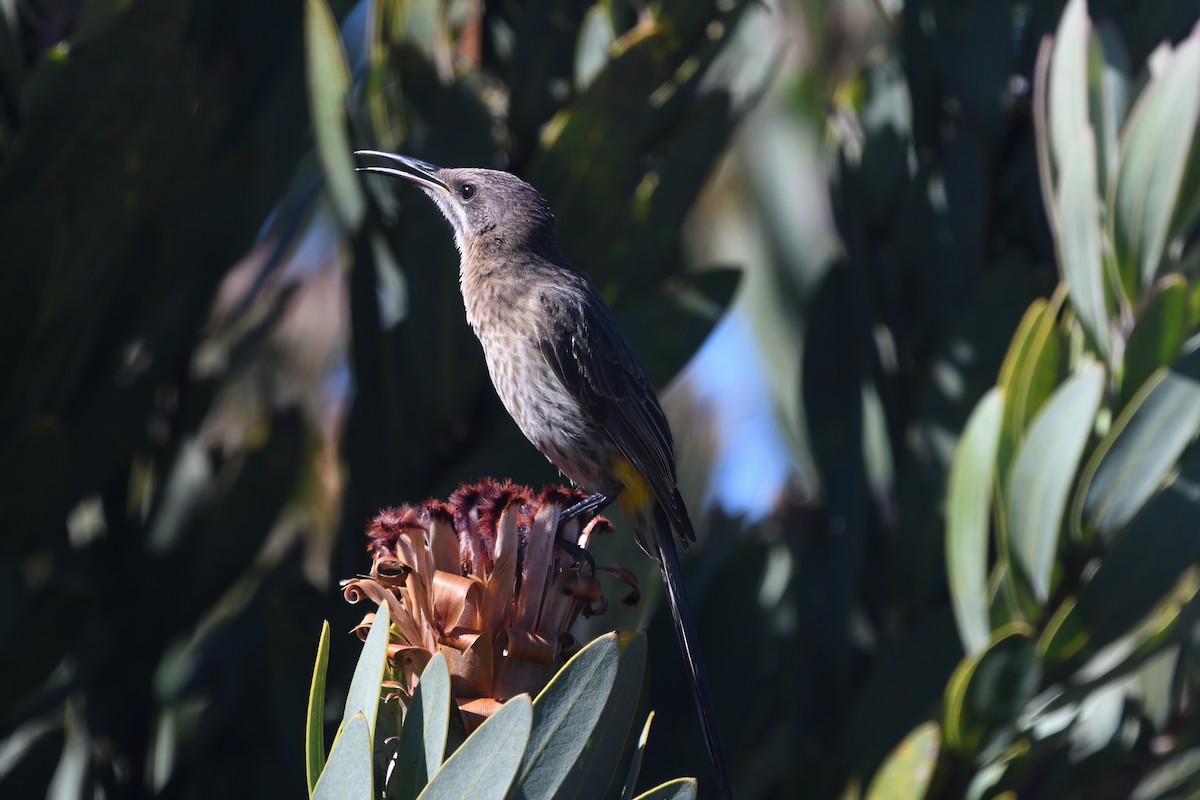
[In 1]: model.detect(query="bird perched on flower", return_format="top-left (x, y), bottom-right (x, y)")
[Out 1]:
top-left (356, 150), bottom-right (733, 799)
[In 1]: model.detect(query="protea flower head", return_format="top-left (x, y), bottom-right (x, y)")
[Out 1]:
top-left (342, 479), bottom-right (639, 729)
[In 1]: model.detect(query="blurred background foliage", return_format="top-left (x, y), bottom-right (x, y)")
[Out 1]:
top-left (2, 0), bottom-right (1200, 797)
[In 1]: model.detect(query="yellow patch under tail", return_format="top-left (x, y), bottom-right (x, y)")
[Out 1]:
top-left (613, 456), bottom-right (653, 513)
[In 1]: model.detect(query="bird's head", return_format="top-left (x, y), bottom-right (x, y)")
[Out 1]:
top-left (355, 150), bottom-right (559, 260)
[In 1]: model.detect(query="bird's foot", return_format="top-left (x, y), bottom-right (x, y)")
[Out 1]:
top-left (553, 491), bottom-right (611, 576)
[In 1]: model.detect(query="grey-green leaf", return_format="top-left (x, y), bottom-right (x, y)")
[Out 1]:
top-left (541, 633), bottom-right (648, 800)
top-left (1042, 458), bottom-right (1200, 665)
top-left (307, 621), bottom-right (332, 796)
top-left (1007, 360), bottom-right (1104, 603)
top-left (622, 713), bottom-right (655, 800)
top-left (1119, 276), bottom-right (1189, 410)
top-left (313, 712), bottom-right (373, 800)
top-left (392, 652), bottom-right (451, 800)
top-left (515, 633), bottom-right (620, 799)
top-left (1047, 0), bottom-right (1091, 179)
top-left (418, 695), bottom-right (533, 800)
top-left (946, 388), bottom-right (1005, 656)
top-left (631, 779), bottom-right (698, 800)
top-left (305, 0), bottom-right (365, 229)
top-left (1087, 20), bottom-right (1130, 192)
top-left (863, 721), bottom-right (940, 800)
top-left (343, 600), bottom-right (391, 733)
top-left (1057, 128), bottom-right (1110, 357)
top-left (1111, 25), bottom-right (1200, 295)
top-left (1082, 345), bottom-right (1200, 541)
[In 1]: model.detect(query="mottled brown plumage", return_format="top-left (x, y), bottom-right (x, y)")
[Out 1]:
top-left (356, 150), bottom-right (732, 799)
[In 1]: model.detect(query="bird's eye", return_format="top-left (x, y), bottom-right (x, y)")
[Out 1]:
top-left (459, 183), bottom-right (476, 200)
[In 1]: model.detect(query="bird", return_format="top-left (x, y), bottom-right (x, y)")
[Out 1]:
top-left (355, 149), bottom-right (733, 799)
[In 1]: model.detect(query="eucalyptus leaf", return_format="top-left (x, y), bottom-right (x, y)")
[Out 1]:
top-left (307, 621), bottom-right (331, 796)
top-left (1047, 0), bottom-right (1091, 180)
top-left (1111, 24), bottom-right (1200, 296)
top-left (1056, 128), bottom-right (1110, 358)
top-left (1007, 360), bottom-right (1104, 603)
top-left (1080, 345), bottom-right (1200, 541)
top-left (392, 652), bottom-right (451, 800)
top-left (313, 712), bottom-right (373, 800)
top-left (1119, 276), bottom-right (1189, 410)
top-left (418, 695), bottom-right (532, 800)
top-left (1087, 21), bottom-right (1131, 195)
top-left (946, 388), bottom-right (1005, 655)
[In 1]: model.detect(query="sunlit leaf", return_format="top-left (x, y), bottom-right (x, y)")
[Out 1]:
top-left (1047, 0), bottom-right (1091, 180)
top-left (864, 721), bottom-right (940, 800)
top-left (1111, 24), bottom-right (1200, 296)
top-left (307, 621), bottom-right (331, 796)
top-left (554, 633), bottom-right (648, 800)
top-left (313, 712), bottom-right (373, 800)
top-left (630, 778), bottom-right (698, 800)
top-left (515, 633), bottom-right (621, 799)
top-left (1007, 360), bottom-right (1104, 603)
top-left (343, 600), bottom-right (391, 732)
top-left (622, 712), bottom-right (655, 800)
top-left (1079, 345), bottom-right (1200, 541)
top-left (418, 695), bottom-right (532, 800)
top-left (393, 653), bottom-right (451, 800)
top-left (1056, 128), bottom-right (1110, 358)
top-left (946, 388), bottom-right (1005, 655)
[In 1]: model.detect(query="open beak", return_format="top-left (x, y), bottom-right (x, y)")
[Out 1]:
top-left (354, 150), bottom-right (450, 193)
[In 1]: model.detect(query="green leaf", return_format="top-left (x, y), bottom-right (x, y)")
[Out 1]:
top-left (556, 633), bottom-right (648, 800)
top-left (946, 388), bottom-right (1006, 655)
top-left (1087, 21), bottom-right (1131, 196)
top-left (943, 626), bottom-right (1040, 757)
top-left (343, 600), bottom-right (391, 732)
top-left (1131, 747), bottom-right (1200, 800)
top-left (864, 721), bottom-right (940, 800)
top-left (1007, 360), bottom-right (1104, 603)
top-left (313, 712), bottom-right (373, 800)
top-left (1047, 0), bottom-right (1091, 180)
top-left (1120, 275), bottom-right (1189, 410)
top-left (305, 0), bottom-right (365, 229)
top-left (307, 621), bottom-right (332, 796)
top-left (513, 633), bottom-right (621, 798)
top-left (1111, 25), bottom-right (1200, 296)
top-left (1042, 459), bottom-right (1200, 665)
top-left (621, 713), bottom-right (655, 800)
top-left (1079, 345), bottom-right (1200, 541)
top-left (1056, 128), bottom-right (1111, 358)
top-left (419, 696), bottom-right (532, 800)
top-left (631, 779), bottom-right (698, 800)
top-left (996, 294), bottom-right (1064, 490)
top-left (393, 652), bottom-right (451, 800)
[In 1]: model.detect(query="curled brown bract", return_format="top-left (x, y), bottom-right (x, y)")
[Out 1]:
top-left (342, 481), bottom-right (639, 730)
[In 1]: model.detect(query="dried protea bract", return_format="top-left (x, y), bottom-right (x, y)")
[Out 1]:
top-left (342, 480), bottom-right (638, 729)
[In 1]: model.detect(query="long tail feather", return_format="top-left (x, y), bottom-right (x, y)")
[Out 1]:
top-left (652, 506), bottom-right (733, 799)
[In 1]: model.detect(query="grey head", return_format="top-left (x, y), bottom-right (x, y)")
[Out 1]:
top-left (355, 150), bottom-right (559, 260)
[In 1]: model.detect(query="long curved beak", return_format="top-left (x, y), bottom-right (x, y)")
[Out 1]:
top-left (354, 150), bottom-right (450, 193)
